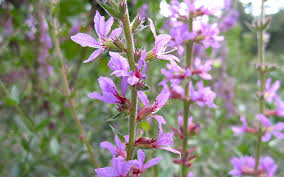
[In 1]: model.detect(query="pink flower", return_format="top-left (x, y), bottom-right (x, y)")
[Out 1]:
top-left (132, 149), bottom-right (162, 176)
top-left (100, 136), bottom-right (127, 159)
top-left (264, 78), bottom-right (280, 103)
top-left (95, 157), bottom-right (136, 177)
top-left (190, 81), bottom-right (217, 108)
top-left (148, 18), bottom-right (180, 67)
top-left (257, 114), bottom-right (284, 142)
top-left (192, 58), bottom-right (213, 80)
top-left (71, 11), bottom-right (122, 63)
top-left (88, 77), bottom-right (130, 112)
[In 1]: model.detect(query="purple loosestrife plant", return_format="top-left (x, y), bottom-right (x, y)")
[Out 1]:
top-left (163, 0), bottom-right (224, 176)
top-left (230, 0), bottom-right (283, 176)
top-left (71, 0), bottom-right (182, 176)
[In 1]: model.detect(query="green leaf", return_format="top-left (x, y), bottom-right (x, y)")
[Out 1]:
top-left (109, 125), bottom-right (125, 143)
top-left (106, 112), bottom-right (128, 122)
top-left (98, 1), bottom-right (121, 19)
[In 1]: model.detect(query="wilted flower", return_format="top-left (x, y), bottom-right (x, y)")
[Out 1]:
top-left (71, 11), bottom-right (122, 63)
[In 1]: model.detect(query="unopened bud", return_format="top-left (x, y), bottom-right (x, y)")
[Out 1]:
top-left (113, 38), bottom-right (125, 50)
top-left (136, 106), bottom-right (153, 122)
top-left (131, 14), bottom-right (145, 33)
top-left (134, 137), bottom-right (156, 148)
top-left (103, 39), bottom-right (124, 52)
top-left (146, 50), bottom-right (156, 62)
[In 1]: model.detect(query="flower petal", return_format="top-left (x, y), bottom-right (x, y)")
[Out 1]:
top-left (100, 141), bottom-right (117, 155)
top-left (88, 91), bottom-right (103, 100)
top-left (138, 91), bottom-right (150, 106)
top-left (70, 33), bottom-right (100, 48)
top-left (143, 157), bottom-right (162, 169)
top-left (83, 48), bottom-right (104, 63)
top-left (109, 27), bottom-right (123, 39)
top-left (148, 18), bottom-right (157, 38)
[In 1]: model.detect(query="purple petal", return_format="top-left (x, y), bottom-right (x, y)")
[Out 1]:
top-left (143, 157), bottom-right (162, 169)
top-left (156, 91), bottom-right (170, 108)
top-left (104, 16), bottom-right (114, 36)
top-left (273, 122), bottom-right (284, 131)
top-left (94, 11), bottom-right (103, 38)
top-left (148, 18), bottom-right (157, 38)
top-left (137, 50), bottom-right (146, 70)
top-left (152, 115), bottom-right (166, 133)
top-left (83, 48), bottom-right (104, 63)
top-left (88, 91), bottom-right (103, 100)
top-left (158, 147), bottom-right (181, 156)
top-left (115, 136), bottom-right (125, 152)
top-left (138, 91), bottom-right (149, 106)
top-left (272, 131), bottom-right (284, 139)
top-left (95, 167), bottom-right (117, 177)
top-left (257, 114), bottom-right (271, 127)
top-left (262, 132), bottom-right (272, 142)
top-left (70, 33), bottom-right (100, 48)
top-left (110, 70), bottom-right (130, 77)
top-left (102, 92), bottom-right (120, 104)
top-left (155, 34), bottom-right (171, 52)
top-left (137, 149), bottom-right (145, 168)
top-left (109, 27), bottom-right (122, 39)
top-left (232, 126), bottom-right (244, 136)
top-left (127, 76), bottom-right (139, 86)
top-left (187, 172), bottom-right (194, 177)
top-left (100, 141), bottom-right (117, 155)
top-left (98, 77), bottom-right (117, 93)
top-left (121, 76), bottom-right (128, 97)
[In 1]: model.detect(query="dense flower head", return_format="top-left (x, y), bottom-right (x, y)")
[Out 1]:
top-left (229, 156), bottom-right (278, 177)
top-left (95, 156), bottom-right (136, 177)
top-left (71, 11), bottom-right (122, 63)
top-left (257, 114), bottom-right (284, 142)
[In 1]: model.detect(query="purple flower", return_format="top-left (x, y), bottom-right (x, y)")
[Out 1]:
top-left (168, 24), bottom-right (193, 56)
top-left (190, 81), bottom-right (217, 108)
top-left (232, 116), bottom-right (247, 135)
top-left (26, 15), bottom-right (36, 40)
top-left (257, 114), bottom-right (284, 142)
top-left (188, 172), bottom-right (194, 177)
top-left (229, 156), bottom-right (256, 176)
top-left (275, 98), bottom-right (284, 117)
top-left (137, 88), bottom-right (169, 122)
top-left (109, 51), bottom-right (147, 86)
top-left (71, 11), bottom-right (122, 63)
top-left (161, 64), bottom-right (191, 85)
top-left (264, 78), bottom-right (280, 103)
top-left (148, 18), bottom-right (180, 67)
top-left (189, 23), bottom-right (224, 49)
top-left (219, 10), bottom-right (239, 32)
top-left (132, 149), bottom-right (162, 176)
top-left (192, 58), bottom-right (213, 80)
top-left (70, 20), bottom-right (81, 35)
top-left (95, 157), bottom-right (136, 177)
top-left (259, 156), bottom-right (278, 177)
top-left (88, 77), bottom-right (130, 111)
top-left (229, 156), bottom-right (278, 177)
top-left (100, 136), bottom-right (127, 159)
top-left (135, 132), bottom-right (181, 155)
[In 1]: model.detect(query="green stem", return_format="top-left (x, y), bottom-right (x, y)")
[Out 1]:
top-left (121, 1), bottom-right (137, 161)
top-left (254, 0), bottom-right (265, 173)
top-left (51, 17), bottom-right (99, 169)
top-left (182, 10), bottom-right (194, 177)
top-left (0, 80), bottom-right (34, 131)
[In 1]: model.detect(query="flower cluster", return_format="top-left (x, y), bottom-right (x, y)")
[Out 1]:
top-left (71, 3), bottom-right (181, 176)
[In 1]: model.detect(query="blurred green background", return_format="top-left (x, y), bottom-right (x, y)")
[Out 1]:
top-left (0, 0), bottom-right (283, 176)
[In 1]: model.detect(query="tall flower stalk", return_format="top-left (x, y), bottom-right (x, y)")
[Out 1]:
top-left (71, 0), bottom-right (181, 176)
top-left (182, 6), bottom-right (194, 177)
top-left (230, 0), bottom-right (283, 176)
top-left (254, 0), bottom-right (267, 172)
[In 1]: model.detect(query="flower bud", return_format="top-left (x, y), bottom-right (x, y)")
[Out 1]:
top-left (98, 1), bottom-right (123, 19)
top-left (136, 106), bottom-right (153, 122)
top-left (134, 137), bottom-right (157, 148)
top-left (103, 39), bottom-right (124, 52)
top-left (113, 38), bottom-right (126, 50)
top-left (146, 50), bottom-right (156, 62)
top-left (131, 14), bottom-right (145, 33)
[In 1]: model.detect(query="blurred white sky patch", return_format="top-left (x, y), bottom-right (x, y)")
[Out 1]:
top-left (240, 0), bottom-right (284, 16)
top-left (160, 0), bottom-right (284, 17)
